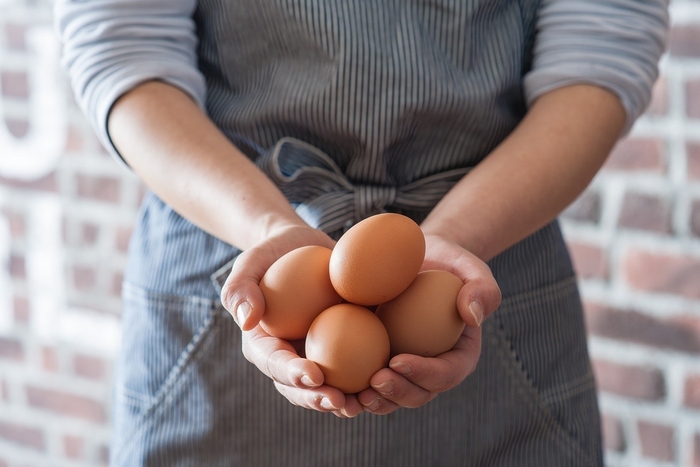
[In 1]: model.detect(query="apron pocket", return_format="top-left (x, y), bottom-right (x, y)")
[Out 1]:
top-left (111, 283), bottom-right (221, 459)
top-left (493, 275), bottom-right (603, 466)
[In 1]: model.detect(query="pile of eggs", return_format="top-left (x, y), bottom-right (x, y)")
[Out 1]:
top-left (259, 213), bottom-right (466, 394)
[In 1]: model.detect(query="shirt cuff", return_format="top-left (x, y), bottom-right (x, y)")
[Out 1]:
top-left (524, 0), bottom-right (669, 135)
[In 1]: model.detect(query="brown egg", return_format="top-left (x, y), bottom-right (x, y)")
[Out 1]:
top-left (375, 270), bottom-right (465, 357)
top-left (329, 213), bottom-right (425, 306)
top-left (305, 303), bottom-right (390, 394)
top-left (259, 246), bottom-right (343, 340)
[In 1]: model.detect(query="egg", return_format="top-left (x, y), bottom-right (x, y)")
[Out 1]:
top-left (305, 303), bottom-right (390, 394)
top-left (259, 245), bottom-right (343, 340)
top-left (375, 270), bottom-right (465, 357)
top-left (329, 213), bottom-right (425, 305)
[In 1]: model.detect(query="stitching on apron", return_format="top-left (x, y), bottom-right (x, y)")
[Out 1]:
top-left (123, 282), bottom-right (218, 310)
top-left (540, 371), bottom-right (597, 406)
top-left (491, 316), bottom-right (598, 467)
top-left (112, 304), bottom-right (225, 464)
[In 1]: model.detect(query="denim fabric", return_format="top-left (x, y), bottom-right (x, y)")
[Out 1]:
top-left (113, 234), bottom-right (601, 465)
top-left (111, 193), bottom-right (603, 466)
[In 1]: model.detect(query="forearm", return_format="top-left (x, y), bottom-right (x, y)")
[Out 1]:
top-left (108, 81), bottom-right (306, 250)
top-left (421, 84), bottom-right (626, 261)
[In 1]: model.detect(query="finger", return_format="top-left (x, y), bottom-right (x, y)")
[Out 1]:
top-left (445, 256), bottom-right (500, 327)
top-left (337, 394), bottom-right (365, 418)
top-left (274, 382), bottom-right (347, 413)
top-left (366, 368), bottom-right (437, 410)
top-left (388, 326), bottom-right (482, 393)
top-left (457, 276), bottom-right (501, 327)
top-left (357, 387), bottom-right (401, 415)
top-left (421, 237), bottom-right (501, 327)
top-left (241, 326), bottom-right (325, 388)
top-left (220, 248), bottom-right (270, 330)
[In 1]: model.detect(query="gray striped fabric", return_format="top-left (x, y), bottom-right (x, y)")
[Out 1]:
top-left (53, 0), bottom-right (667, 465)
top-left (113, 275), bottom-right (601, 466)
top-left (257, 138), bottom-right (471, 233)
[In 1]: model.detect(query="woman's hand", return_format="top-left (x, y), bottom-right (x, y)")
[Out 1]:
top-left (357, 233), bottom-right (501, 414)
top-left (220, 224), bottom-right (365, 418)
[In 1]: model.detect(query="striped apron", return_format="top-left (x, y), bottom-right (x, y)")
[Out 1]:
top-left (110, 0), bottom-right (603, 465)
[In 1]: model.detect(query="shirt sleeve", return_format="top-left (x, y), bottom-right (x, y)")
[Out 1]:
top-left (524, 0), bottom-right (670, 135)
top-left (54, 0), bottom-right (205, 167)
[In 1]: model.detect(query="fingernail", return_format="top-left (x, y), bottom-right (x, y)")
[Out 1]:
top-left (362, 397), bottom-right (381, 411)
top-left (236, 301), bottom-right (252, 328)
top-left (372, 380), bottom-right (394, 396)
top-left (469, 300), bottom-right (484, 327)
top-left (300, 374), bottom-right (317, 387)
top-left (389, 361), bottom-right (412, 376)
top-left (320, 397), bottom-right (339, 410)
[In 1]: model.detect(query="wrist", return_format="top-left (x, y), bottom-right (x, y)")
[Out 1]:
top-left (251, 214), bottom-right (335, 253)
top-left (421, 219), bottom-right (489, 262)
top-left (255, 212), bottom-right (308, 244)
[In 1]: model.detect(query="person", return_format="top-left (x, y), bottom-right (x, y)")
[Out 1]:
top-left (55, 0), bottom-right (669, 465)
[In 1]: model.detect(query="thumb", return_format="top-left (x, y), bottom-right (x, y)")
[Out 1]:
top-left (220, 250), bottom-right (267, 331)
top-left (456, 277), bottom-right (501, 328)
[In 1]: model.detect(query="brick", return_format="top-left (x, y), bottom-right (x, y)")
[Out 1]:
top-left (562, 190), bottom-right (601, 224)
top-left (5, 118), bottom-right (30, 138)
top-left (0, 337), bottom-right (23, 361)
top-left (601, 414), bottom-right (624, 452)
top-left (670, 26), bottom-right (700, 58)
top-left (592, 360), bottom-right (665, 401)
top-left (568, 242), bottom-right (608, 280)
top-left (73, 266), bottom-right (96, 291)
top-left (74, 354), bottom-right (105, 380)
top-left (638, 421), bottom-right (674, 462)
top-left (61, 216), bottom-right (71, 244)
top-left (5, 23), bottom-right (26, 51)
top-left (604, 138), bottom-right (665, 173)
top-left (99, 445), bottom-right (110, 465)
top-left (695, 434), bottom-right (700, 467)
top-left (685, 374), bottom-right (700, 409)
top-left (41, 347), bottom-right (59, 372)
top-left (8, 254), bottom-right (26, 279)
top-left (76, 174), bottom-right (120, 203)
top-left (65, 125), bottom-right (84, 153)
top-left (689, 143), bottom-right (700, 180)
top-left (692, 200), bottom-right (700, 238)
top-left (0, 173), bottom-right (58, 192)
top-left (688, 79), bottom-right (700, 119)
top-left (618, 192), bottom-right (672, 234)
top-left (13, 295), bottom-right (29, 324)
top-left (112, 272), bottom-right (124, 297)
top-left (624, 249), bottom-right (700, 300)
top-left (63, 435), bottom-right (83, 459)
top-left (115, 227), bottom-right (132, 253)
top-left (0, 71), bottom-right (29, 99)
top-left (25, 386), bottom-right (105, 423)
top-left (0, 420), bottom-right (45, 451)
top-left (3, 210), bottom-right (25, 239)
top-left (645, 77), bottom-right (668, 116)
top-left (585, 306), bottom-right (700, 354)
top-left (81, 223), bottom-right (100, 245)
